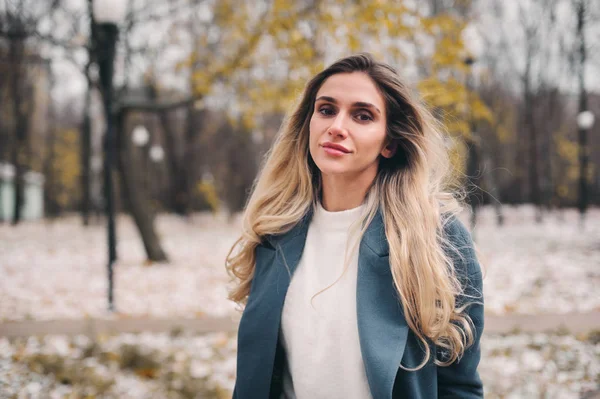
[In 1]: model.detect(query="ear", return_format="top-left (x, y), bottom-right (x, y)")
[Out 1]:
top-left (381, 140), bottom-right (397, 159)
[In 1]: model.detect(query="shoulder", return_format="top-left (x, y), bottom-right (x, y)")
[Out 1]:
top-left (442, 214), bottom-right (472, 247)
top-left (441, 215), bottom-right (481, 279)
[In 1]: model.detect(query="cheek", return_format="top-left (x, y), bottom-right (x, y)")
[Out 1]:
top-left (308, 118), bottom-right (318, 157)
top-left (360, 128), bottom-right (387, 154)
top-left (309, 117), bottom-right (320, 145)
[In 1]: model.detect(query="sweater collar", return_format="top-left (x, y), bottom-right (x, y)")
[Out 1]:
top-left (312, 200), bottom-right (366, 231)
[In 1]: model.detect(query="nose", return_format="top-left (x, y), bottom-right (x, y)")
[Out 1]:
top-left (327, 112), bottom-right (349, 138)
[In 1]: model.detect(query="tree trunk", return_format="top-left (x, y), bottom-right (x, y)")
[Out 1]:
top-left (464, 68), bottom-right (482, 233)
top-left (522, 52), bottom-right (542, 222)
top-left (513, 130), bottom-right (527, 203)
top-left (81, 73), bottom-right (92, 225)
top-left (10, 38), bottom-right (26, 225)
top-left (180, 102), bottom-right (203, 215)
top-left (481, 147), bottom-right (504, 226)
top-left (576, 0), bottom-right (589, 228)
top-left (11, 147), bottom-right (23, 225)
top-left (149, 81), bottom-right (188, 216)
top-left (526, 90), bottom-right (542, 223)
top-left (541, 88), bottom-right (559, 211)
top-left (157, 109), bottom-right (188, 216)
top-left (465, 138), bottom-right (481, 233)
top-left (116, 110), bottom-right (168, 262)
top-left (43, 75), bottom-right (59, 219)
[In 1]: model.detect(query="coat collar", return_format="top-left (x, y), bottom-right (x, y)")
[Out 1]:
top-left (356, 210), bottom-right (409, 398)
top-left (236, 207), bottom-right (409, 399)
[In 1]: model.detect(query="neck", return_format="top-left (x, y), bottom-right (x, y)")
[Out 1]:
top-left (320, 169), bottom-right (376, 212)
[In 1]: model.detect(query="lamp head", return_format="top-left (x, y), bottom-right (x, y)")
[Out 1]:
top-left (93, 0), bottom-right (127, 24)
top-left (578, 111), bottom-right (595, 130)
top-left (132, 125), bottom-right (150, 147)
top-left (149, 145), bottom-right (165, 163)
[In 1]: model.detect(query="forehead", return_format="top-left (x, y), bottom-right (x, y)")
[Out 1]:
top-left (315, 72), bottom-right (384, 109)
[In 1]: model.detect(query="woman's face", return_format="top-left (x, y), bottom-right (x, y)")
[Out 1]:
top-left (309, 72), bottom-right (394, 180)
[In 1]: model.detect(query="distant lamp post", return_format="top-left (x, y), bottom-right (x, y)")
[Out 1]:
top-left (577, 111), bottom-right (595, 130)
top-left (132, 125), bottom-right (150, 147)
top-left (577, 110), bottom-right (595, 227)
top-left (93, 0), bottom-right (126, 312)
top-left (149, 145), bottom-right (165, 163)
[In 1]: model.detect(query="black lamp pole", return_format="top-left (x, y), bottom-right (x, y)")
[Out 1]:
top-left (96, 22), bottom-right (119, 312)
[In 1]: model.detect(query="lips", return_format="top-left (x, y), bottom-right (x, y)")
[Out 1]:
top-left (321, 142), bottom-right (351, 154)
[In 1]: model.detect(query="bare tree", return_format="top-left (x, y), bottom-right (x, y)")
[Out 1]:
top-left (478, 0), bottom-right (577, 219)
top-left (0, 0), bottom-right (59, 224)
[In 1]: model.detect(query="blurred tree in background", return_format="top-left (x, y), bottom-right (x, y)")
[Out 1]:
top-left (0, 0), bottom-right (598, 259)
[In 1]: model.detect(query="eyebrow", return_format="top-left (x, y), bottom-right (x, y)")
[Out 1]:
top-left (315, 96), bottom-right (382, 115)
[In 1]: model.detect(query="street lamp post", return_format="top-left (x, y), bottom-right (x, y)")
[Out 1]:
top-left (93, 0), bottom-right (126, 312)
top-left (577, 110), bottom-right (595, 228)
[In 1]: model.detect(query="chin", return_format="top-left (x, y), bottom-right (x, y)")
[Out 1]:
top-left (314, 160), bottom-right (351, 176)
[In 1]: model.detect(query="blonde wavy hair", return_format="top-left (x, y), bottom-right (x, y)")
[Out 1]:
top-left (226, 53), bottom-right (478, 370)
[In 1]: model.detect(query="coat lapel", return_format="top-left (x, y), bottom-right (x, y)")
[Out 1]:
top-left (234, 211), bottom-right (311, 399)
top-left (357, 211), bottom-right (409, 399)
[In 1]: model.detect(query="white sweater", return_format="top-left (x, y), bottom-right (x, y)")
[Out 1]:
top-left (280, 202), bottom-right (373, 399)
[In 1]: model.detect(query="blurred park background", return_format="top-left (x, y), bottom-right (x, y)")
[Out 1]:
top-left (1, 0), bottom-right (599, 398)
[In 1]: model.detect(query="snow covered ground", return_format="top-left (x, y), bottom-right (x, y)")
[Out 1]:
top-left (473, 206), bottom-right (600, 315)
top-left (0, 205), bottom-right (599, 322)
top-left (0, 332), bottom-right (237, 399)
top-left (1, 331), bottom-right (598, 399)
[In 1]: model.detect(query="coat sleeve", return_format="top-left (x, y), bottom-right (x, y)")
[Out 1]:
top-left (437, 218), bottom-right (484, 399)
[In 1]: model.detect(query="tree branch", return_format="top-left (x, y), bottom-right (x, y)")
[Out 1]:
top-left (119, 2), bottom-right (274, 113)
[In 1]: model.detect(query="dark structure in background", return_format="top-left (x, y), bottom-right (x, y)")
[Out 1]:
top-left (575, 0), bottom-right (595, 229)
top-left (92, 0), bottom-right (126, 312)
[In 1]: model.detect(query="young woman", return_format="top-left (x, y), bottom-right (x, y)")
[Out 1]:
top-left (227, 53), bottom-right (484, 399)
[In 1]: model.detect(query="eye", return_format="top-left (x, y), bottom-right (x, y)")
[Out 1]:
top-left (318, 105), bottom-right (335, 116)
top-left (356, 111), bottom-right (374, 122)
